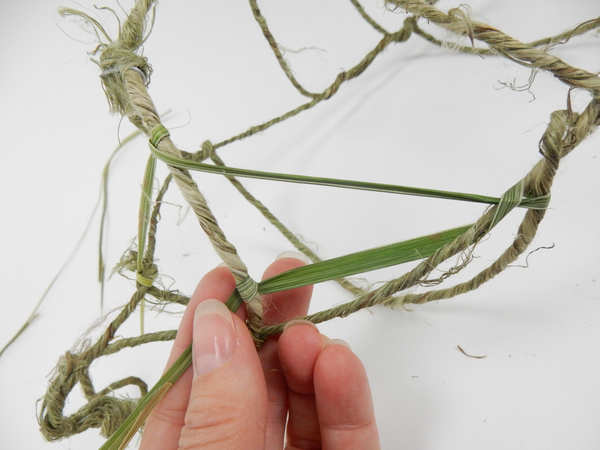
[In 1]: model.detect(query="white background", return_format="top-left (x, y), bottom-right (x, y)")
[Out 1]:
top-left (1, 0), bottom-right (599, 449)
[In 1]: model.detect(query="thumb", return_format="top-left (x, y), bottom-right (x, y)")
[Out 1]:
top-left (178, 299), bottom-right (268, 450)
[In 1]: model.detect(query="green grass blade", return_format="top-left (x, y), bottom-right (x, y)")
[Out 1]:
top-left (258, 224), bottom-right (472, 293)
top-left (148, 144), bottom-right (549, 210)
top-left (225, 290), bottom-right (244, 313)
top-left (136, 154), bottom-right (157, 335)
top-left (490, 180), bottom-right (524, 229)
top-left (137, 155), bottom-right (157, 274)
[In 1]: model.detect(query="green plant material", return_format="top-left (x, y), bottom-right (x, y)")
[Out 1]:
top-left (134, 125), bottom-right (171, 333)
top-left (149, 143), bottom-right (549, 210)
top-left (226, 223), bottom-right (471, 312)
top-left (136, 154), bottom-right (157, 335)
top-left (262, 224), bottom-right (473, 292)
top-left (490, 180), bottom-right (525, 230)
top-left (137, 156), bottom-right (157, 278)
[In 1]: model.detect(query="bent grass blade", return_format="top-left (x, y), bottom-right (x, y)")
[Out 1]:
top-left (149, 144), bottom-right (549, 210)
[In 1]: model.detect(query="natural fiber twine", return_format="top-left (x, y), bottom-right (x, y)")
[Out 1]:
top-left (38, 0), bottom-right (600, 442)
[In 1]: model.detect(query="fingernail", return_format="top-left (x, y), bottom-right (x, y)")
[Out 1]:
top-left (283, 319), bottom-right (318, 332)
top-left (322, 338), bottom-right (352, 351)
top-left (276, 251), bottom-right (310, 264)
top-left (193, 299), bottom-right (236, 377)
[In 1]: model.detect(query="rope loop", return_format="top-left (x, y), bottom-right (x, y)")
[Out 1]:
top-left (149, 124), bottom-right (171, 149)
top-left (136, 261), bottom-right (159, 287)
top-left (136, 272), bottom-right (154, 287)
top-left (236, 276), bottom-right (259, 303)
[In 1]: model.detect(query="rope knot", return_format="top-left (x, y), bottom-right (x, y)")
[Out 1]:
top-left (97, 42), bottom-right (153, 116)
top-left (59, 2), bottom-right (155, 116)
top-left (201, 140), bottom-right (215, 160)
top-left (236, 276), bottom-right (264, 347)
top-left (112, 249), bottom-right (158, 287)
top-left (395, 16), bottom-right (416, 42)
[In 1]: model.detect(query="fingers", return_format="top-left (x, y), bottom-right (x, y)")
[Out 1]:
top-left (279, 323), bottom-right (380, 450)
top-left (178, 300), bottom-right (268, 449)
top-left (141, 253), bottom-right (313, 450)
top-left (258, 253), bottom-right (314, 449)
top-left (260, 252), bottom-right (314, 327)
top-left (277, 321), bottom-right (325, 449)
top-left (140, 266), bottom-right (236, 450)
top-left (314, 342), bottom-right (380, 450)
top-left (141, 252), bottom-right (374, 450)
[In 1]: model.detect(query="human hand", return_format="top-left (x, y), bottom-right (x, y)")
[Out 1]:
top-left (139, 252), bottom-right (380, 450)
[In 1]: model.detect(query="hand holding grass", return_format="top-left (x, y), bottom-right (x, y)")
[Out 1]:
top-left (139, 253), bottom-right (381, 450)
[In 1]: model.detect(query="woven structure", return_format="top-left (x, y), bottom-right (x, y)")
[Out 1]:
top-left (37, 1), bottom-right (600, 446)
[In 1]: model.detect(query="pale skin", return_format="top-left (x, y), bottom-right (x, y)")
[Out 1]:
top-left (139, 254), bottom-right (380, 450)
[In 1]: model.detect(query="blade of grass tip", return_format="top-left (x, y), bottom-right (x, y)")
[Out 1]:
top-left (99, 128), bottom-right (145, 311)
top-left (2, 129), bottom-right (141, 357)
top-left (257, 224), bottom-right (473, 294)
top-left (0, 315), bottom-right (38, 358)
